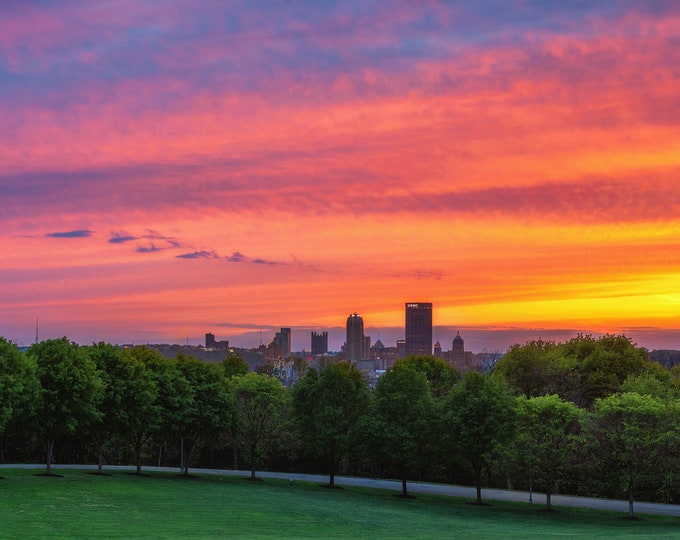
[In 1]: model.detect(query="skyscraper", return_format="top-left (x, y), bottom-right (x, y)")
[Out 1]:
top-left (346, 313), bottom-right (365, 363)
top-left (311, 331), bottom-right (328, 355)
top-left (451, 331), bottom-right (465, 365)
top-left (405, 302), bottom-right (432, 356)
top-left (273, 327), bottom-right (291, 358)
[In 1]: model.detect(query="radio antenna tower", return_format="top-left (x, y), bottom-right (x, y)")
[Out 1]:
top-left (35, 317), bottom-right (39, 344)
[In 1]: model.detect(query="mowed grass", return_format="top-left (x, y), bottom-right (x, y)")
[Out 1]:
top-left (1, 469), bottom-right (678, 539)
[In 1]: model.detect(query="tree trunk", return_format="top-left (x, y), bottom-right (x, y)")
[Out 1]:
top-left (475, 466), bottom-right (482, 504)
top-left (183, 443), bottom-right (191, 476)
top-left (98, 442), bottom-right (104, 474)
top-left (232, 445), bottom-right (239, 470)
top-left (329, 471), bottom-right (335, 488)
top-left (546, 491), bottom-right (552, 511)
top-left (628, 483), bottom-right (635, 518)
top-left (402, 470), bottom-right (408, 497)
top-left (46, 438), bottom-right (55, 476)
top-left (135, 444), bottom-right (142, 475)
top-left (249, 443), bottom-right (257, 479)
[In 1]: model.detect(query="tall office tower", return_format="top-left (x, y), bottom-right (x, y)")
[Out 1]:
top-left (311, 331), bottom-right (328, 355)
top-left (451, 331), bottom-right (465, 365)
top-left (274, 327), bottom-right (292, 358)
top-left (405, 302), bottom-right (433, 356)
top-left (346, 313), bottom-right (365, 363)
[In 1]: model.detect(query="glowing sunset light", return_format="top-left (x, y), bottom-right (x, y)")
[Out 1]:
top-left (2, 1), bottom-right (679, 353)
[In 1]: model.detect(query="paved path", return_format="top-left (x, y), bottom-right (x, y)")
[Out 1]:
top-left (3, 464), bottom-right (679, 517)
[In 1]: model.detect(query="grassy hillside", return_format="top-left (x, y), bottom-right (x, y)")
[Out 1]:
top-left (0, 469), bottom-right (677, 539)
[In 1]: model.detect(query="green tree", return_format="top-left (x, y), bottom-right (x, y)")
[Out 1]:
top-left (291, 361), bottom-right (369, 487)
top-left (28, 338), bottom-right (104, 475)
top-left (0, 338), bottom-right (38, 464)
top-left (492, 340), bottom-right (567, 398)
top-left (175, 354), bottom-right (234, 475)
top-left (124, 347), bottom-right (189, 474)
top-left (362, 363), bottom-right (433, 497)
top-left (565, 335), bottom-right (648, 408)
top-left (86, 343), bottom-right (159, 474)
top-left (232, 372), bottom-right (289, 480)
top-left (514, 395), bottom-right (582, 510)
top-left (222, 353), bottom-right (249, 378)
top-left (442, 372), bottom-right (515, 504)
top-left (393, 355), bottom-right (459, 399)
top-left (589, 392), bottom-right (666, 517)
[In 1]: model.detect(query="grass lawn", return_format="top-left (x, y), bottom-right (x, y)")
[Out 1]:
top-left (0, 469), bottom-right (678, 539)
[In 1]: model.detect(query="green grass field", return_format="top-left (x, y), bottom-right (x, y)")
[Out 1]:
top-left (0, 469), bottom-right (678, 539)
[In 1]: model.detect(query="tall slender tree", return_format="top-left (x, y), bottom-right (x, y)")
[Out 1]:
top-left (0, 338), bottom-right (38, 464)
top-left (292, 361), bottom-right (369, 487)
top-left (232, 372), bottom-right (289, 480)
top-left (442, 372), bottom-right (515, 504)
top-left (361, 363), bottom-right (433, 497)
top-left (29, 338), bottom-right (104, 475)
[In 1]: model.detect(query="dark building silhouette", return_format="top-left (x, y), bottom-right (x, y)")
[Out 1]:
top-left (205, 332), bottom-right (229, 350)
top-left (434, 340), bottom-right (442, 358)
top-left (346, 313), bottom-right (365, 363)
top-left (405, 302), bottom-right (432, 356)
top-left (311, 331), bottom-right (328, 355)
top-left (267, 328), bottom-right (291, 359)
top-left (451, 331), bottom-right (464, 365)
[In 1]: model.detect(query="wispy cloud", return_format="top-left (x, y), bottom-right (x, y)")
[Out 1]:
top-left (176, 250), bottom-right (219, 259)
top-left (46, 229), bottom-right (92, 238)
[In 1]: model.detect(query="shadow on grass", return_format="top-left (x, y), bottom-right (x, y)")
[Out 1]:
top-left (319, 484), bottom-right (343, 490)
top-left (465, 501), bottom-right (491, 507)
top-left (33, 473), bottom-right (64, 478)
top-left (242, 477), bottom-right (264, 482)
top-left (392, 493), bottom-right (417, 499)
top-left (124, 472), bottom-right (152, 478)
top-left (86, 472), bottom-right (113, 477)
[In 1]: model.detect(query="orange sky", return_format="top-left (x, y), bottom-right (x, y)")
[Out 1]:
top-left (1, 1), bottom-right (679, 351)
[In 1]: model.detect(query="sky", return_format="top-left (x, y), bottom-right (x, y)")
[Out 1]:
top-left (2, 0), bottom-right (680, 353)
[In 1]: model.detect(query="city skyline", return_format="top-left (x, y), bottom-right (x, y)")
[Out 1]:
top-left (2, 2), bottom-right (680, 352)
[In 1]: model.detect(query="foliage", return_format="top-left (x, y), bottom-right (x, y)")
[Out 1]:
top-left (222, 353), bottom-right (249, 378)
top-left (393, 355), bottom-right (460, 398)
top-left (361, 363), bottom-right (434, 496)
top-left (86, 343), bottom-right (159, 473)
top-left (28, 338), bottom-right (104, 474)
top-left (442, 372), bottom-right (516, 504)
top-left (588, 392), bottom-right (666, 517)
top-left (514, 395), bottom-right (582, 510)
top-left (492, 340), bottom-right (564, 398)
top-left (0, 338), bottom-right (38, 436)
top-left (291, 361), bottom-right (369, 486)
top-left (175, 353), bottom-right (235, 475)
top-left (232, 372), bottom-right (290, 479)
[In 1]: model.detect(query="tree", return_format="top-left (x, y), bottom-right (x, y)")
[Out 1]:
top-left (86, 343), bottom-right (158, 474)
top-left (442, 372), bottom-right (515, 504)
top-left (514, 395), bottom-right (582, 510)
top-left (291, 361), bottom-right (369, 487)
top-left (589, 392), bottom-right (666, 518)
top-left (124, 347), bottom-right (188, 474)
top-left (0, 338), bottom-right (38, 464)
top-left (362, 363), bottom-right (433, 497)
top-left (564, 335), bottom-right (648, 408)
top-left (175, 354), bottom-right (234, 476)
top-left (28, 338), bottom-right (104, 475)
top-left (393, 356), bottom-right (459, 399)
top-left (232, 372), bottom-right (289, 480)
top-left (222, 354), bottom-right (249, 378)
top-left (492, 340), bottom-right (565, 398)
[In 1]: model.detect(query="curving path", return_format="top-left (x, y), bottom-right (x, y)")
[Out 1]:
top-left (2, 464), bottom-right (679, 517)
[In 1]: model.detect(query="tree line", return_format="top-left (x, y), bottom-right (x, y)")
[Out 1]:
top-left (1, 334), bottom-right (679, 517)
